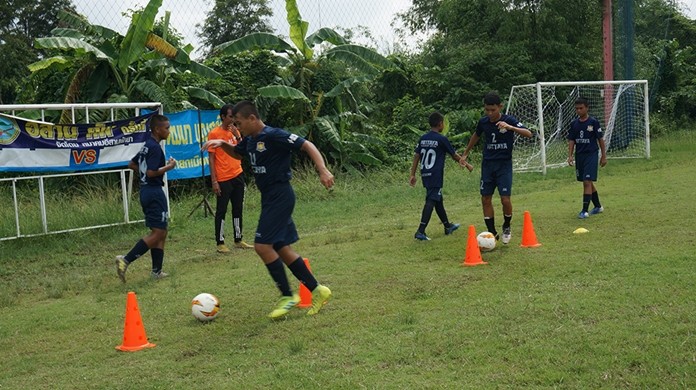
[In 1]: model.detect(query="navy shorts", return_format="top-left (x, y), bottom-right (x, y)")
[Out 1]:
top-left (255, 183), bottom-right (299, 246)
top-left (575, 152), bottom-right (598, 182)
top-left (425, 187), bottom-right (443, 202)
top-left (480, 159), bottom-right (512, 196)
top-left (140, 185), bottom-right (169, 229)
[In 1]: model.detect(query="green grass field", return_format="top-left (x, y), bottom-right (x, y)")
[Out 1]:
top-left (1, 133), bottom-right (694, 389)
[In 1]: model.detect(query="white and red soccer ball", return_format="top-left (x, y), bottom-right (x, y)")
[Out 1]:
top-left (477, 232), bottom-right (497, 252)
top-left (191, 293), bottom-right (220, 322)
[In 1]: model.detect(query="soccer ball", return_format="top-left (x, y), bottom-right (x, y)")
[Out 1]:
top-left (477, 231), bottom-right (497, 252)
top-left (191, 293), bottom-right (220, 322)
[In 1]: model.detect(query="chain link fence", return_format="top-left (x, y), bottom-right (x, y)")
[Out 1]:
top-left (72, 0), bottom-right (421, 58)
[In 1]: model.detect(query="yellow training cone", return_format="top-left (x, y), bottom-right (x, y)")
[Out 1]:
top-left (573, 228), bottom-right (589, 234)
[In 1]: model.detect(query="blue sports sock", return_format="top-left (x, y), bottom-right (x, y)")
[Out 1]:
top-left (288, 257), bottom-right (318, 291)
top-left (125, 239), bottom-right (149, 263)
top-left (265, 259), bottom-right (292, 296)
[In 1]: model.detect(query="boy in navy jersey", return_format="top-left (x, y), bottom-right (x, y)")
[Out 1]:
top-left (567, 97), bottom-right (607, 219)
top-left (462, 92), bottom-right (532, 244)
top-left (117, 114), bottom-right (177, 282)
top-left (203, 101), bottom-right (333, 319)
top-left (409, 112), bottom-right (473, 240)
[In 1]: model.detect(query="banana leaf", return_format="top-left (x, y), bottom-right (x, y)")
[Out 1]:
top-left (324, 50), bottom-right (380, 75)
top-left (34, 37), bottom-right (110, 60)
top-left (314, 117), bottom-right (342, 152)
top-left (184, 87), bottom-right (225, 107)
top-left (325, 45), bottom-right (394, 69)
top-left (285, 0), bottom-right (313, 59)
top-left (306, 27), bottom-right (348, 47)
top-left (134, 79), bottom-right (169, 106)
top-left (27, 56), bottom-right (69, 72)
top-left (325, 76), bottom-right (372, 98)
top-left (214, 33), bottom-right (295, 56)
top-left (257, 85), bottom-right (310, 102)
top-left (117, 0), bottom-right (162, 74)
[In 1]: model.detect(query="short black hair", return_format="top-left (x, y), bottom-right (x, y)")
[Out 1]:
top-left (429, 111), bottom-right (444, 128)
top-left (483, 92), bottom-right (502, 105)
top-left (575, 97), bottom-right (590, 107)
top-left (150, 114), bottom-right (169, 129)
top-left (219, 104), bottom-right (234, 119)
top-left (231, 100), bottom-right (260, 118)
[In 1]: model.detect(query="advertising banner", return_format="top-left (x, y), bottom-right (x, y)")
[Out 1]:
top-left (0, 110), bottom-right (221, 180)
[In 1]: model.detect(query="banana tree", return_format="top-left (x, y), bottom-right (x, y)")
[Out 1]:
top-left (28, 0), bottom-right (223, 122)
top-left (213, 0), bottom-right (392, 170)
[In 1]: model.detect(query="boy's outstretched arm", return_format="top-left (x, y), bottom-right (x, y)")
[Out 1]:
top-left (461, 133), bottom-right (481, 161)
top-left (201, 139), bottom-right (243, 160)
top-left (301, 140), bottom-right (334, 189)
top-left (452, 153), bottom-right (474, 172)
top-left (497, 121), bottom-right (532, 138)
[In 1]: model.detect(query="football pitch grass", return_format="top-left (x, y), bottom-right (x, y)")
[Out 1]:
top-left (0, 132), bottom-right (694, 389)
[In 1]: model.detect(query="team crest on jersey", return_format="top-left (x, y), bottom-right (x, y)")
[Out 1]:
top-left (586, 125), bottom-right (594, 132)
top-left (256, 142), bottom-right (266, 152)
top-left (288, 133), bottom-right (299, 144)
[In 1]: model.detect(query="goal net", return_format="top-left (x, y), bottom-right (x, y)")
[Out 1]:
top-left (506, 80), bottom-right (650, 173)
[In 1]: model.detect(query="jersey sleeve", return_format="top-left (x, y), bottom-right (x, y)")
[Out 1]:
top-left (507, 115), bottom-right (526, 129)
top-left (270, 128), bottom-right (306, 151)
top-left (475, 119), bottom-right (485, 137)
top-left (440, 135), bottom-right (456, 156)
top-left (145, 143), bottom-right (164, 172)
top-left (567, 120), bottom-right (576, 140)
top-left (594, 118), bottom-right (604, 138)
top-left (413, 139), bottom-right (422, 155)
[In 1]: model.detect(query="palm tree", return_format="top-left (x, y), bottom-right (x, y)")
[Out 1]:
top-left (28, 0), bottom-right (223, 122)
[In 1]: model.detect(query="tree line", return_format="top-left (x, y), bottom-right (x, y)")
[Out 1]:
top-left (1, 0), bottom-right (694, 172)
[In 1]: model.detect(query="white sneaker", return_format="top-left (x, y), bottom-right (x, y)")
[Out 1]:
top-left (502, 227), bottom-right (511, 244)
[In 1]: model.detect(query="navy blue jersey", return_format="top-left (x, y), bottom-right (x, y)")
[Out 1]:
top-left (414, 130), bottom-right (456, 188)
top-left (234, 126), bottom-right (306, 192)
top-left (475, 114), bottom-right (526, 160)
top-left (568, 117), bottom-right (603, 154)
top-left (131, 136), bottom-right (165, 186)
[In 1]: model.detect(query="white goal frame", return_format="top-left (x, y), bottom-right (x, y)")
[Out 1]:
top-left (506, 80), bottom-right (650, 174)
top-left (0, 102), bottom-right (164, 241)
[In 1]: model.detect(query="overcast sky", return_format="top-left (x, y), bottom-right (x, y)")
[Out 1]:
top-left (70, 0), bottom-right (416, 57)
top-left (70, 0), bottom-right (696, 58)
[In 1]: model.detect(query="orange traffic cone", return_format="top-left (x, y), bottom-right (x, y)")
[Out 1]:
top-left (520, 210), bottom-right (542, 248)
top-left (116, 291), bottom-right (156, 352)
top-left (462, 225), bottom-right (488, 266)
top-left (298, 258), bottom-right (313, 308)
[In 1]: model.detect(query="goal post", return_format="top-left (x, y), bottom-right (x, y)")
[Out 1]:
top-left (506, 80), bottom-right (650, 174)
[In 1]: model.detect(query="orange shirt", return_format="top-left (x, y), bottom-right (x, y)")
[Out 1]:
top-left (207, 126), bottom-right (243, 182)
